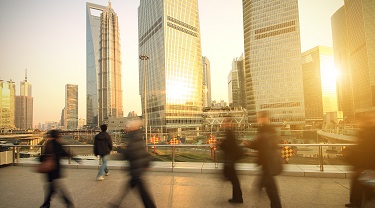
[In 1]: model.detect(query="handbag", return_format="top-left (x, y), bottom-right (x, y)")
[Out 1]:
top-left (358, 170), bottom-right (375, 188)
top-left (37, 154), bottom-right (56, 173)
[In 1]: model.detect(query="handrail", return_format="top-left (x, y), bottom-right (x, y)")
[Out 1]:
top-left (0, 143), bottom-right (355, 171)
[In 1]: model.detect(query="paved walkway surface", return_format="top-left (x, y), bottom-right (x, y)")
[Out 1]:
top-left (0, 165), bottom-right (353, 208)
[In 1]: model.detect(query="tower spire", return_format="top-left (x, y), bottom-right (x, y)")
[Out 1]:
top-left (25, 68), bottom-right (27, 82)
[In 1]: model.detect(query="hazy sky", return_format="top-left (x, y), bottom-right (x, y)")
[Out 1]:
top-left (0, 0), bottom-right (343, 126)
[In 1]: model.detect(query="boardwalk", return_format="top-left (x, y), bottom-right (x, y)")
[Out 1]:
top-left (0, 166), bottom-right (351, 208)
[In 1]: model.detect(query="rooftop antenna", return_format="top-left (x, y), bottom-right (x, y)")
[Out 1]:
top-left (25, 68), bottom-right (28, 82)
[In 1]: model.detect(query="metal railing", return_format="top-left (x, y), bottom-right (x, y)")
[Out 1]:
top-left (0, 143), bottom-right (356, 172)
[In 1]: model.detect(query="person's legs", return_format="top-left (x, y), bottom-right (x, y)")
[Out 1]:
top-left (41, 181), bottom-right (55, 208)
top-left (227, 165), bottom-right (243, 202)
top-left (97, 155), bottom-right (108, 178)
top-left (347, 171), bottom-right (363, 207)
top-left (55, 179), bottom-right (75, 208)
top-left (135, 178), bottom-right (156, 208)
top-left (110, 180), bottom-right (132, 208)
top-left (264, 174), bottom-right (282, 208)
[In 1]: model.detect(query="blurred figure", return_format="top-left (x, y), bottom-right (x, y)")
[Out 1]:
top-left (243, 111), bottom-right (282, 208)
top-left (93, 124), bottom-right (113, 181)
top-left (345, 112), bottom-right (375, 207)
top-left (40, 130), bottom-right (79, 208)
top-left (111, 118), bottom-right (156, 208)
top-left (219, 118), bottom-right (244, 203)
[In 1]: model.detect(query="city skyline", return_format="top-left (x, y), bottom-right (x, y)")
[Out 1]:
top-left (0, 0), bottom-right (344, 125)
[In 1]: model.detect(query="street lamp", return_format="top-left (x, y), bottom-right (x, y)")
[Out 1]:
top-left (139, 55), bottom-right (149, 151)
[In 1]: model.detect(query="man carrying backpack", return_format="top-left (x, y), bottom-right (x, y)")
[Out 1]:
top-left (94, 124), bottom-right (113, 181)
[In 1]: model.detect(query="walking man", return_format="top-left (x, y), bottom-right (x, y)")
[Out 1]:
top-left (111, 118), bottom-right (156, 208)
top-left (94, 124), bottom-right (113, 181)
top-left (243, 111), bottom-right (282, 208)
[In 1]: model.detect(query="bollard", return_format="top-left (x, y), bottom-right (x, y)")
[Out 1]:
top-left (68, 146), bottom-right (71, 165)
top-left (16, 146), bottom-right (20, 163)
top-left (12, 146), bottom-right (16, 165)
top-left (319, 146), bottom-right (324, 172)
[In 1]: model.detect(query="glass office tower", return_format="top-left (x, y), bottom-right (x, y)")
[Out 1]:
top-left (0, 80), bottom-right (16, 129)
top-left (138, 0), bottom-right (203, 133)
top-left (15, 73), bottom-right (33, 130)
top-left (65, 84), bottom-right (78, 130)
top-left (86, 2), bottom-right (123, 127)
top-left (202, 56), bottom-right (211, 108)
top-left (302, 46), bottom-right (338, 124)
top-left (343, 0), bottom-right (375, 116)
top-left (332, 6), bottom-right (355, 121)
top-left (228, 54), bottom-right (246, 109)
top-left (242, 0), bottom-right (305, 127)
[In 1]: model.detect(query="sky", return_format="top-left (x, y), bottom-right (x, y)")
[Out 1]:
top-left (0, 0), bottom-right (344, 126)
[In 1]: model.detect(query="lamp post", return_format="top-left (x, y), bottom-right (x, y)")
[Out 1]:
top-left (140, 55), bottom-right (149, 151)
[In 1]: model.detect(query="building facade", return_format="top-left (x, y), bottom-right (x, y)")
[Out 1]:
top-left (86, 2), bottom-right (123, 128)
top-left (0, 80), bottom-right (16, 129)
top-left (242, 0), bottom-right (305, 127)
top-left (302, 46), bottom-right (338, 124)
top-left (331, 6), bottom-right (355, 122)
top-left (343, 0), bottom-right (375, 116)
top-left (15, 73), bottom-right (33, 130)
top-left (65, 84), bottom-right (78, 130)
top-left (202, 56), bottom-right (211, 107)
top-left (228, 54), bottom-right (246, 109)
top-left (138, 0), bottom-right (203, 133)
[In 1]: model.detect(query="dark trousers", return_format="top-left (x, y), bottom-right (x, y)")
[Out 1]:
top-left (257, 173), bottom-right (281, 208)
top-left (350, 171), bottom-right (363, 206)
top-left (42, 180), bottom-right (73, 207)
top-left (224, 163), bottom-right (243, 200)
top-left (114, 177), bottom-right (156, 208)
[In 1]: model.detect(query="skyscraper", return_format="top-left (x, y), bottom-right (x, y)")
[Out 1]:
top-left (86, 2), bottom-right (123, 127)
top-left (302, 46), bottom-right (338, 124)
top-left (242, 0), bottom-right (305, 127)
top-left (343, 0), bottom-right (375, 116)
top-left (228, 54), bottom-right (246, 109)
top-left (65, 84), bottom-right (78, 130)
top-left (0, 80), bottom-right (16, 129)
top-left (15, 70), bottom-right (33, 130)
top-left (138, 0), bottom-right (203, 133)
top-left (202, 56), bottom-right (211, 107)
top-left (332, 6), bottom-right (355, 121)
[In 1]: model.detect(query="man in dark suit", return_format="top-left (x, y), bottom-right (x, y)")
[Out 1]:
top-left (243, 111), bottom-right (282, 208)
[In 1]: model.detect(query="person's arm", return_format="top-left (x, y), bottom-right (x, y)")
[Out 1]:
top-left (93, 136), bottom-right (98, 156)
top-left (107, 133), bottom-right (113, 151)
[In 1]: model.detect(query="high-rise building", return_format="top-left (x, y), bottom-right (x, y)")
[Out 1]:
top-left (86, 2), bottom-right (123, 127)
top-left (242, 0), bottom-right (305, 127)
top-left (65, 84), bottom-right (78, 130)
top-left (228, 54), bottom-right (246, 108)
top-left (0, 80), bottom-right (16, 129)
top-left (202, 56), bottom-right (211, 108)
top-left (343, 0), bottom-right (375, 116)
top-left (15, 71), bottom-right (33, 130)
top-left (302, 46), bottom-right (338, 124)
top-left (138, 0), bottom-right (203, 133)
top-left (331, 6), bottom-right (355, 122)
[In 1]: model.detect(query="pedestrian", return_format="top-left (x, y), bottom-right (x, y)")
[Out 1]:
top-left (344, 112), bottom-right (375, 207)
top-left (39, 130), bottom-right (80, 208)
top-left (111, 118), bottom-right (156, 208)
top-left (243, 111), bottom-right (282, 208)
top-left (94, 124), bottom-right (113, 181)
top-left (219, 118), bottom-right (244, 203)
